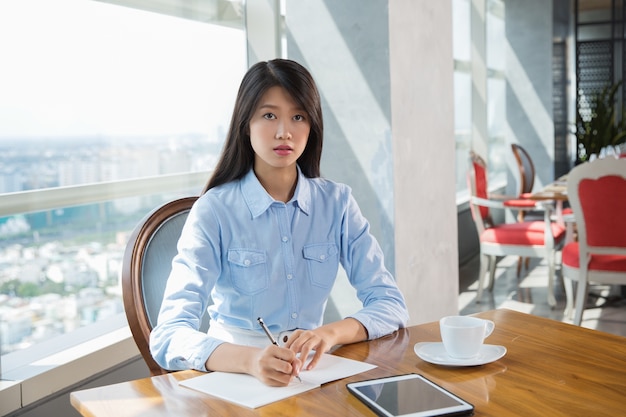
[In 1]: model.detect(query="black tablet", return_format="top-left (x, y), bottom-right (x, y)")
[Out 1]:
top-left (347, 373), bottom-right (474, 417)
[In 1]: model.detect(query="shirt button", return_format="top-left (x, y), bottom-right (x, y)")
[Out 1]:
top-left (320, 254), bottom-right (326, 260)
top-left (291, 313), bottom-right (298, 319)
top-left (282, 236), bottom-right (288, 242)
top-left (244, 259), bottom-right (250, 266)
top-left (287, 274), bottom-right (293, 280)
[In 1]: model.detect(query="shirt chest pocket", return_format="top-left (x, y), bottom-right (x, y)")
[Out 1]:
top-left (303, 243), bottom-right (339, 288)
top-left (227, 249), bottom-right (269, 295)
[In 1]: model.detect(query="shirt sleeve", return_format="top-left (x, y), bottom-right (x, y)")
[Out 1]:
top-left (339, 191), bottom-right (410, 339)
top-left (149, 198), bottom-right (225, 372)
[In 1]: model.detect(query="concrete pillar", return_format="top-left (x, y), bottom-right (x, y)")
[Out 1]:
top-left (389, 0), bottom-right (459, 323)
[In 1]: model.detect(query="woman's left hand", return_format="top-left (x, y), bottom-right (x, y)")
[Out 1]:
top-left (284, 318), bottom-right (368, 371)
top-left (283, 328), bottom-right (332, 371)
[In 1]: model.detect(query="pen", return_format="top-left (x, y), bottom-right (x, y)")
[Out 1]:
top-left (257, 317), bottom-right (301, 382)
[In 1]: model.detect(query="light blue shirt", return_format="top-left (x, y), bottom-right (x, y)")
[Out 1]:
top-left (150, 168), bottom-right (408, 371)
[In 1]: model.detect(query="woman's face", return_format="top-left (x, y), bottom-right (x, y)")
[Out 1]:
top-left (248, 86), bottom-right (310, 174)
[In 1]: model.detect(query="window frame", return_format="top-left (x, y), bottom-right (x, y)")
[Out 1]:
top-left (0, 0), bottom-right (249, 412)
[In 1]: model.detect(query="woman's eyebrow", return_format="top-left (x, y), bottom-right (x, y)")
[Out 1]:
top-left (257, 103), bottom-right (279, 110)
top-left (257, 103), bottom-right (305, 112)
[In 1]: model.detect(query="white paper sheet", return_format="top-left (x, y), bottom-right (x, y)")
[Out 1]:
top-left (179, 353), bottom-right (376, 408)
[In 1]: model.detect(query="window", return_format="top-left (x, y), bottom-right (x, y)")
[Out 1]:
top-left (453, 0), bottom-right (507, 199)
top-left (486, 0), bottom-right (506, 186)
top-left (453, 0), bottom-right (472, 195)
top-left (0, 0), bottom-right (246, 359)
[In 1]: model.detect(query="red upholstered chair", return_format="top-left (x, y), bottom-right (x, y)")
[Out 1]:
top-left (510, 144), bottom-right (574, 272)
top-left (468, 151), bottom-right (567, 306)
top-left (561, 158), bottom-right (626, 325)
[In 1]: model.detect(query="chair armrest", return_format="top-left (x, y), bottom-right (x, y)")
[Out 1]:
top-left (473, 196), bottom-right (548, 212)
top-left (488, 193), bottom-right (519, 200)
top-left (471, 196), bottom-right (507, 209)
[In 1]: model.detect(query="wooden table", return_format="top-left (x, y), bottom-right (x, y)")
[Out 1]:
top-left (530, 175), bottom-right (567, 201)
top-left (529, 175), bottom-right (570, 222)
top-left (528, 175), bottom-right (569, 202)
top-left (71, 309), bottom-right (626, 417)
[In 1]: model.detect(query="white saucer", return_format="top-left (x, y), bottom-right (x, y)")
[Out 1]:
top-left (414, 342), bottom-right (506, 367)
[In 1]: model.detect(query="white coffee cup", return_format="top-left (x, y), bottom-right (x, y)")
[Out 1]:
top-left (439, 315), bottom-right (495, 359)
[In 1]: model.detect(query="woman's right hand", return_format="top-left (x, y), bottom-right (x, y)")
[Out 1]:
top-left (250, 345), bottom-right (302, 386)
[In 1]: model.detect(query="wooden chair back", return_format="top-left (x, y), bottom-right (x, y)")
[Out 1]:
top-left (511, 143), bottom-right (536, 196)
top-left (122, 197), bottom-right (210, 375)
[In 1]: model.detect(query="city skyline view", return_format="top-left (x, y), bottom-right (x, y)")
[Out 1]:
top-left (0, 0), bottom-right (247, 356)
top-left (0, 134), bottom-right (224, 355)
top-left (0, 133), bottom-right (224, 193)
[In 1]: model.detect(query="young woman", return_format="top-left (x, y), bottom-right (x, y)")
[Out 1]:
top-left (150, 59), bottom-right (408, 387)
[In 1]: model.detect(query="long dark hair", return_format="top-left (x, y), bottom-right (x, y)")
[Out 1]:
top-left (202, 59), bottom-right (324, 193)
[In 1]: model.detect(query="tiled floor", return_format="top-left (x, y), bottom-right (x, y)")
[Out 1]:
top-left (458, 254), bottom-right (626, 338)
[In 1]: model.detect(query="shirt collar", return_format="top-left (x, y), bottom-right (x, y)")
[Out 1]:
top-left (241, 166), bottom-right (311, 218)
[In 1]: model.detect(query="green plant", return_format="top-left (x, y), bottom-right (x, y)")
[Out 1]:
top-left (576, 81), bottom-right (626, 161)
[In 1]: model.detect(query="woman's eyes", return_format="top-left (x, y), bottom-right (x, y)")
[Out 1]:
top-left (262, 113), bottom-right (306, 121)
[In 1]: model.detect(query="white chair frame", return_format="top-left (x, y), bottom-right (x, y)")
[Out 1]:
top-left (562, 158), bottom-right (626, 325)
top-left (468, 154), bottom-right (563, 307)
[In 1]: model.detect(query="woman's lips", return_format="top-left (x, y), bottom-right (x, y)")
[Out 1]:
top-left (274, 146), bottom-right (293, 156)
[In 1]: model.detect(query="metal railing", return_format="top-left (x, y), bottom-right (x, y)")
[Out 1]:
top-left (0, 171), bottom-right (211, 217)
